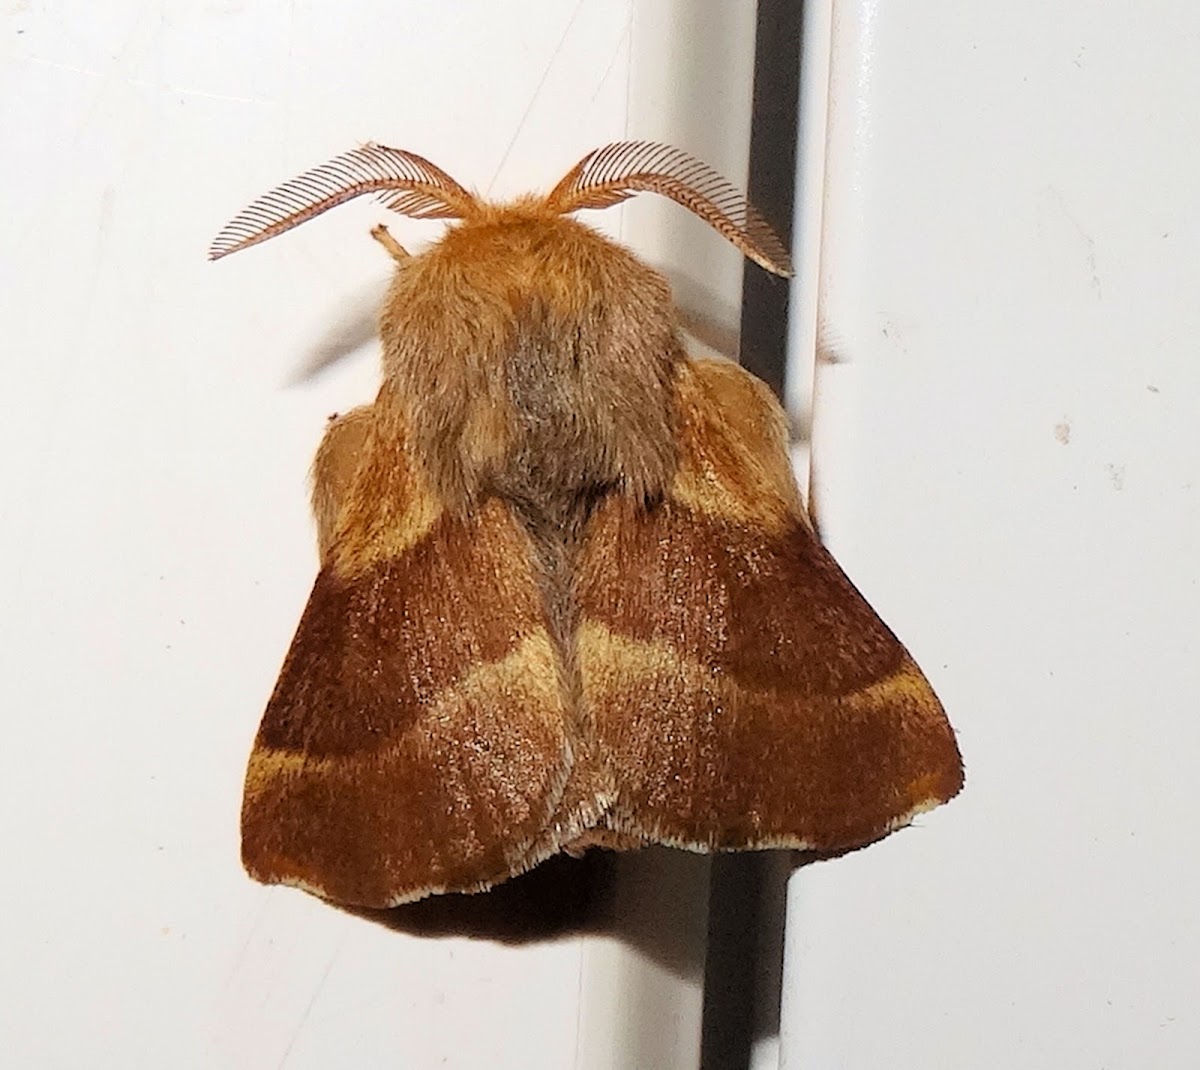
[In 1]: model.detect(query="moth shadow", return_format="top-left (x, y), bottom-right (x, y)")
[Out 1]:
top-left (672, 274), bottom-right (741, 361)
top-left (346, 846), bottom-right (710, 980)
top-left (286, 275), bottom-right (390, 385)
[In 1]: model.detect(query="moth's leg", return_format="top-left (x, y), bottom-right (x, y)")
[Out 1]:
top-left (310, 404), bottom-right (375, 560)
top-left (370, 223), bottom-right (410, 264)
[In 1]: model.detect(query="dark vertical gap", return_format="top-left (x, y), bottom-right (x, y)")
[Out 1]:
top-left (736, 1), bottom-right (802, 401)
top-left (700, 1), bottom-right (803, 1068)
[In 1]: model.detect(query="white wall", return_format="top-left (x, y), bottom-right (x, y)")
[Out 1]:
top-left (0, 3), bottom-right (757, 1067)
top-left (783, 2), bottom-right (1200, 1066)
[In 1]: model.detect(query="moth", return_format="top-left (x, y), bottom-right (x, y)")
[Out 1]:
top-left (211, 141), bottom-right (963, 908)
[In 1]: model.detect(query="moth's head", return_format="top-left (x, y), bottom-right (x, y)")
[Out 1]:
top-left (210, 143), bottom-right (793, 386)
top-left (209, 141), bottom-right (793, 278)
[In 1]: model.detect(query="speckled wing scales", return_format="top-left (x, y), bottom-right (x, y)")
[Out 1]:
top-left (241, 396), bottom-right (571, 907)
top-left (575, 359), bottom-right (964, 853)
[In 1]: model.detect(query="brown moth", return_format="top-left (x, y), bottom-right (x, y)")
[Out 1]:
top-left (211, 142), bottom-right (964, 908)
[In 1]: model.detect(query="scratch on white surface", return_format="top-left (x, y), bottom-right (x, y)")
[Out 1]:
top-left (487, 0), bottom-right (586, 194)
top-left (1105, 462), bottom-right (1125, 490)
top-left (571, 940), bottom-right (587, 1069)
top-left (165, 83), bottom-right (275, 105)
top-left (25, 54), bottom-right (101, 79)
top-left (1037, 186), bottom-right (1103, 299)
top-left (14, 2), bottom-right (161, 270)
top-left (275, 943), bottom-right (343, 1070)
top-left (225, 894), bottom-right (272, 984)
top-left (25, 54), bottom-right (275, 104)
top-left (590, 16), bottom-right (632, 105)
top-left (617, 9), bottom-right (634, 246)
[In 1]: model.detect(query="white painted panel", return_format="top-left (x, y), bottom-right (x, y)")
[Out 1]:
top-left (782, 3), bottom-right (1200, 1066)
top-left (0, 2), bottom-right (758, 1066)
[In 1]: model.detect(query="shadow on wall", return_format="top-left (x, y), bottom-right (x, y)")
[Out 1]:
top-left (346, 846), bottom-right (711, 983)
